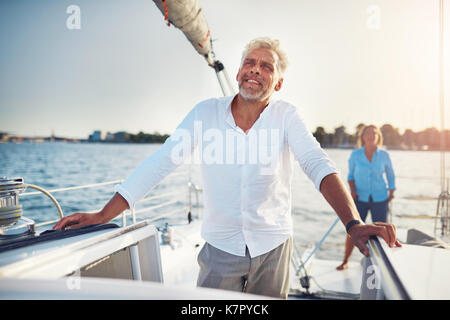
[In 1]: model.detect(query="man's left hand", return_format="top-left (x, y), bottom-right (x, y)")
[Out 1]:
top-left (348, 222), bottom-right (402, 257)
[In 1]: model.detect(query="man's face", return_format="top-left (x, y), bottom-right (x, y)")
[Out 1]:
top-left (236, 48), bottom-right (284, 102)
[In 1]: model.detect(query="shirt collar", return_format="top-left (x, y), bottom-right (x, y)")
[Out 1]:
top-left (363, 146), bottom-right (380, 153)
top-left (362, 146), bottom-right (380, 163)
top-left (225, 95), bottom-right (238, 127)
top-left (224, 94), bottom-right (274, 128)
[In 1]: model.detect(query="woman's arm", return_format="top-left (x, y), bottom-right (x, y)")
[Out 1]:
top-left (347, 151), bottom-right (358, 200)
top-left (348, 179), bottom-right (358, 201)
top-left (385, 152), bottom-right (396, 201)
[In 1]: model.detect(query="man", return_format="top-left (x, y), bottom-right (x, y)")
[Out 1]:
top-left (54, 37), bottom-right (401, 299)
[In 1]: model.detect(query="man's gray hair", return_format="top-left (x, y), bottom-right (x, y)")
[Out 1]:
top-left (241, 37), bottom-right (289, 75)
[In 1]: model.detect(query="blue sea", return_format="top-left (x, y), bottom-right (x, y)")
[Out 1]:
top-left (0, 142), bottom-right (448, 262)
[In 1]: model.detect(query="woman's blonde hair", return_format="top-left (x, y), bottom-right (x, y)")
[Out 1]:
top-left (356, 124), bottom-right (383, 148)
top-left (241, 37), bottom-right (289, 75)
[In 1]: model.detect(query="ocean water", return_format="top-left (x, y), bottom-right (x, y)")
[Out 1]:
top-left (1, 142), bottom-right (448, 263)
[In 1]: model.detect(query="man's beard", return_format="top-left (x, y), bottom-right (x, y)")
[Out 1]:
top-left (238, 81), bottom-right (271, 102)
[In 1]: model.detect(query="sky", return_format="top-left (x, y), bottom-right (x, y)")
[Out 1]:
top-left (0, 0), bottom-right (449, 139)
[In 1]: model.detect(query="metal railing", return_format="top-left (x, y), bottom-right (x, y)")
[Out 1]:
top-left (20, 171), bottom-right (202, 229)
top-left (367, 236), bottom-right (411, 300)
top-left (295, 217), bottom-right (340, 274)
top-left (434, 189), bottom-right (450, 237)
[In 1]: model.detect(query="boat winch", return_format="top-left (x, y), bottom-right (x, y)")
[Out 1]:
top-left (0, 177), bottom-right (64, 237)
top-left (0, 177), bottom-right (35, 237)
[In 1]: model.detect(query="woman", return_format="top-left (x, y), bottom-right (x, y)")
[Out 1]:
top-left (336, 125), bottom-right (396, 270)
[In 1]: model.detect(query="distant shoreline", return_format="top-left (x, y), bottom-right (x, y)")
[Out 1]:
top-left (2, 124), bottom-right (449, 151)
top-left (1, 140), bottom-right (449, 152)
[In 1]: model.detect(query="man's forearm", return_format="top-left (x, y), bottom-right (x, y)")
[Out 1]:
top-left (319, 173), bottom-right (362, 226)
top-left (98, 192), bottom-right (130, 223)
top-left (319, 175), bottom-right (401, 256)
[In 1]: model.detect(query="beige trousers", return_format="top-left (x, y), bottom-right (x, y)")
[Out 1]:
top-left (196, 237), bottom-right (293, 299)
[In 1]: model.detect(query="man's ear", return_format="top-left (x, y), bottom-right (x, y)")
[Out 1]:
top-left (274, 77), bottom-right (284, 91)
top-left (236, 68), bottom-right (241, 81)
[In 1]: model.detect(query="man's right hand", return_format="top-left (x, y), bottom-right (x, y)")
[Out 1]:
top-left (347, 222), bottom-right (402, 257)
top-left (52, 192), bottom-right (130, 231)
top-left (52, 211), bottom-right (106, 230)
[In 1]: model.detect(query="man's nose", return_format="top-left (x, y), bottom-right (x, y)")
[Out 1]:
top-left (250, 63), bottom-right (261, 74)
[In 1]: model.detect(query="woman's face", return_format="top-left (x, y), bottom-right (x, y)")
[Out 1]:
top-left (362, 126), bottom-right (378, 147)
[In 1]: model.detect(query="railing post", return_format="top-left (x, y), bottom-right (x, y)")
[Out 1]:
top-left (129, 244), bottom-right (142, 281)
top-left (122, 211), bottom-right (127, 228)
top-left (131, 206), bottom-right (136, 225)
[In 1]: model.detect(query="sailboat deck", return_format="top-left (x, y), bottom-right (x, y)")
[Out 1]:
top-left (289, 258), bottom-right (362, 299)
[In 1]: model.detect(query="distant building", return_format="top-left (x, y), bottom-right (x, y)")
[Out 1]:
top-left (88, 130), bottom-right (130, 143)
top-left (112, 131), bottom-right (130, 143)
top-left (0, 132), bottom-right (8, 142)
top-left (105, 132), bottom-right (115, 142)
top-left (88, 130), bottom-right (106, 142)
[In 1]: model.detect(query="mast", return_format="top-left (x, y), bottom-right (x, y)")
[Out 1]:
top-left (439, 0), bottom-right (446, 192)
top-left (435, 0), bottom-right (449, 237)
top-left (151, 0), bottom-right (235, 96)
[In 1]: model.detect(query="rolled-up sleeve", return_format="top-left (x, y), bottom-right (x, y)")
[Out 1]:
top-left (286, 106), bottom-right (339, 191)
top-left (115, 104), bottom-right (200, 208)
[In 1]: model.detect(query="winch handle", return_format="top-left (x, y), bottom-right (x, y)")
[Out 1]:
top-left (24, 184), bottom-right (64, 218)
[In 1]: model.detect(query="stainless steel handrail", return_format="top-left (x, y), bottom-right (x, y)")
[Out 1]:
top-left (367, 236), bottom-right (411, 300)
top-left (138, 191), bottom-right (181, 203)
top-left (20, 180), bottom-right (124, 196)
top-left (135, 199), bottom-right (180, 215)
top-left (131, 208), bottom-right (185, 224)
top-left (19, 170), bottom-right (199, 228)
top-left (20, 171), bottom-right (188, 197)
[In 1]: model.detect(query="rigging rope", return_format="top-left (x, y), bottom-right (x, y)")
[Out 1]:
top-left (161, 0), bottom-right (170, 26)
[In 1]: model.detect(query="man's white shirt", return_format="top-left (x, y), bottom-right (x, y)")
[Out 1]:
top-left (116, 95), bottom-right (338, 257)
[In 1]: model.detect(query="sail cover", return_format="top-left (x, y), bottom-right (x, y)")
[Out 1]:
top-left (152, 0), bottom-right (214, 67)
